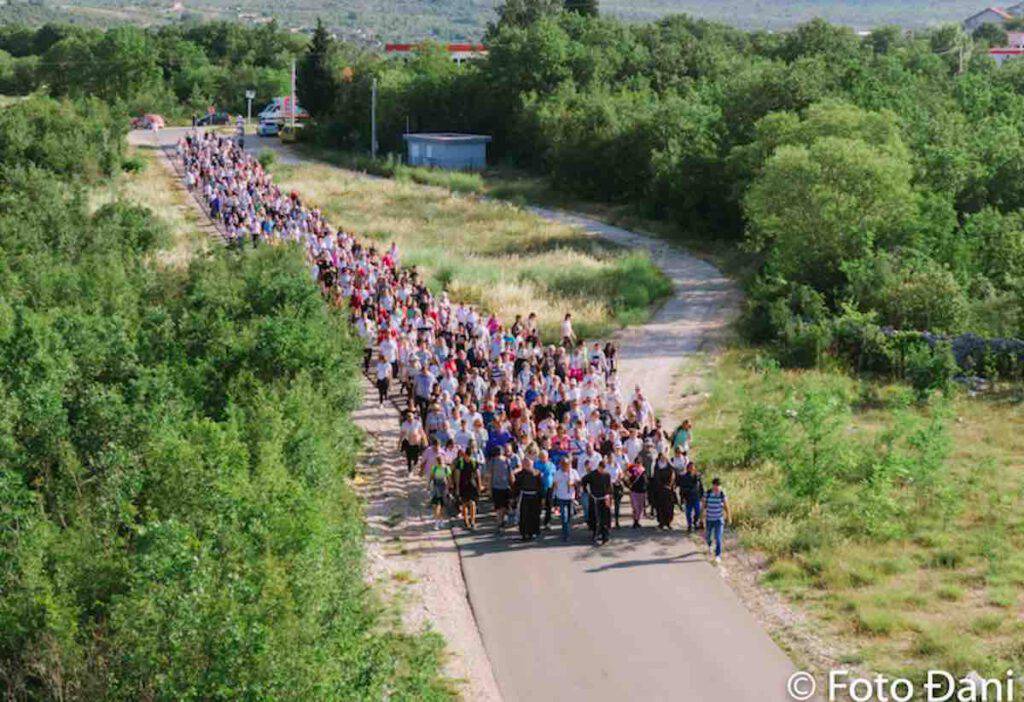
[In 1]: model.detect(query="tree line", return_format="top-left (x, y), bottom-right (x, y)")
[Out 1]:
top-left (294, 9), bottom-right (1024, 384)
top-left (0, 21), bottom-right (303, 115)
top-left (0, 96), bottom-right (451, 699)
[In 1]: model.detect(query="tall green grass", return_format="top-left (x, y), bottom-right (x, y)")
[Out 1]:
top-left (693, 350), bottom-right (1024, 679)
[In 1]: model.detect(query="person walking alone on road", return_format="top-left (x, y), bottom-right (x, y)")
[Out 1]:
top-left (551, 457), bottom-right (580, 541)
top-left (678, 462), bottom-right (704, 533)
top-left (702, 478), bottom-right (730, 563)
top-left (582, 459), bottom-right (613, 545)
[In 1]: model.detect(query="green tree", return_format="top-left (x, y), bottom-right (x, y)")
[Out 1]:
top-left (564, 0), bottom-right (599, 17)
top-left (972, 22), bottom-right (1009, 47)
top-left (930, 23), bottom-right (973, 74)
top-left (297, 19), bottom-right (337, 119)
top-left (744, 136), bottom-right (918, 292)
top-left (489, 0), bottom-right (563, 34)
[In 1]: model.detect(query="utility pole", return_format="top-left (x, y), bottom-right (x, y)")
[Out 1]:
top-left (245, 89), bottom-right (255, 131)
top-left (371, 77), bottom-right (378, 160)
top-left (290, 58), bottom-right (297, 132)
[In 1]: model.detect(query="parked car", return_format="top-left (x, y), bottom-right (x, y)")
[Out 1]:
top-left (196, 111), bottom-right (230, 126)
top-left (131, 113), bottom-right (165, 130)
top-left (257, 119), bottom-right (281, 137)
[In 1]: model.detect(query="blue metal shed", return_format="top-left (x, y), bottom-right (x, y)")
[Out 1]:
top-left (403, 133), bottom-right (492, 170)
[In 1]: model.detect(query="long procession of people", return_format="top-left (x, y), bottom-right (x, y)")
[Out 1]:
top-left (176, 129), bottom-right (732, 561)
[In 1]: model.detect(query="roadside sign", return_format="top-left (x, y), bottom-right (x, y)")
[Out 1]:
top-left (245, 89), bottom-right (256, 99)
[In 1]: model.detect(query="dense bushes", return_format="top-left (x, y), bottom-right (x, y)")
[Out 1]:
top-left (0, 100), bottom-right (450, 699)
top-left (732, 364), bottom-right (954, 548)
top-left (0, 96), bottom-right (126, 180)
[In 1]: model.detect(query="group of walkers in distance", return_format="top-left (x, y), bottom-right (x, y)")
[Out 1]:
top-left (176, 128), bottom-right (733, 562)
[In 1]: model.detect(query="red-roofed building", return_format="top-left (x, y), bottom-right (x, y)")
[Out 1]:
top-left (385, 43), bottom-right (487, 65)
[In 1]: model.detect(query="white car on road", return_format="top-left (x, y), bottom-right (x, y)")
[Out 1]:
top-left (257, 120), bottom-right (281, 137)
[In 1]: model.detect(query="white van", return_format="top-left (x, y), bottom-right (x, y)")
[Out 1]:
top-left (258, 97), bottom-right (309, 124)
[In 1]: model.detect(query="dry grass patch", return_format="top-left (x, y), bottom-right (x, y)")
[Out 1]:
top-left (90, 147), bottom-right (209, 266)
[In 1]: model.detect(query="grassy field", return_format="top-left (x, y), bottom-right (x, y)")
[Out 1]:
top-left (480, 167), bottom-right (756, 279)
top-left (89, 146), bottom-right (210, 266)
top-left (693, 350), bottom-right (1024, 680)
top-left (269, 160), bottom-right (671, 341)
top-left (306, 145), bottom-right (753, 281)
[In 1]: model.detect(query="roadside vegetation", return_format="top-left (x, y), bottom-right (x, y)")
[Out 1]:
top-left (90, 146), bottom-right (211, 266)
top-left (270, 160), bottom-right (671, 340)
top-left (0, 96), bottom-right (452, 700)
top-left (693, 351), bottom-right (1024, 680)
top-left (296, 12), bottom-right (1024, 385)
top-left (4, 1), bottom-right (1024, 686)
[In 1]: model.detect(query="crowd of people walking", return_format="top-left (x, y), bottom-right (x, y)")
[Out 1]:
top-left (176, 129), bottom-right (732, 562)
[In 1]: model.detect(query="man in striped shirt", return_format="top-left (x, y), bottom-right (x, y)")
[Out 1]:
top-left (702, 478), bottom-right (731, 563)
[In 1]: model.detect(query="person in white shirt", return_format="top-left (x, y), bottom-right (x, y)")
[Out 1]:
top-left (624, 429), bottom-right (644, 463)
top-left (608, 446), bottom-right (628, 529)
top-left (560, 313), bottom-right (575, 346)
top-left (551, 458), bottom-right (581, 541)
top-left (374, 355), bottom-right (392, 407)
top-left (454, 419), bottom-right (473, 452)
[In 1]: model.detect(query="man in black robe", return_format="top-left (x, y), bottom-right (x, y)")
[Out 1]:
top-left (582, 460), bottom-right (612, 545)
top-left (514, 462), bottom-right (543, 542)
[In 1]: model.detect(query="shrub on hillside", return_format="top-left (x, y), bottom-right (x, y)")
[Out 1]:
top-left (0, 96), bottom-right (125, 180)
top-left (0, 168), bottom-right (451, 699)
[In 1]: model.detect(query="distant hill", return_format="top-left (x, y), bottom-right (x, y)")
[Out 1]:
top-left (0, 0), bottom-right (993, 41)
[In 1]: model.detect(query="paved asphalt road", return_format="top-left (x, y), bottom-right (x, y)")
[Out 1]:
top-left (135, 127), bottom-right (801, 701)
top-left (450, 209), bottom-right (796, 702)
top-left (454, 519), bottom-right (797, 702)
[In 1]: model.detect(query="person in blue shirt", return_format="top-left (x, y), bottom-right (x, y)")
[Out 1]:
top-left (702, 478), bottom-right (731, 563)
top-left (485, 421), bottom-right (513, 459)
top-left (534, 451), bottom-right (557, 528)
top-left (524, 385), bottom-right (539, 407)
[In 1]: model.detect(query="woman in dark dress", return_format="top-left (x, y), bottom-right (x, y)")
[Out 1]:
top-left (514, 462), bottom-right (543, 541)
top-left (454, 443), bottom-right (482, 530)
top-left (624, 462), bottom-right (647, 528)
top-left (652, 453), bottom-right (676, 529)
